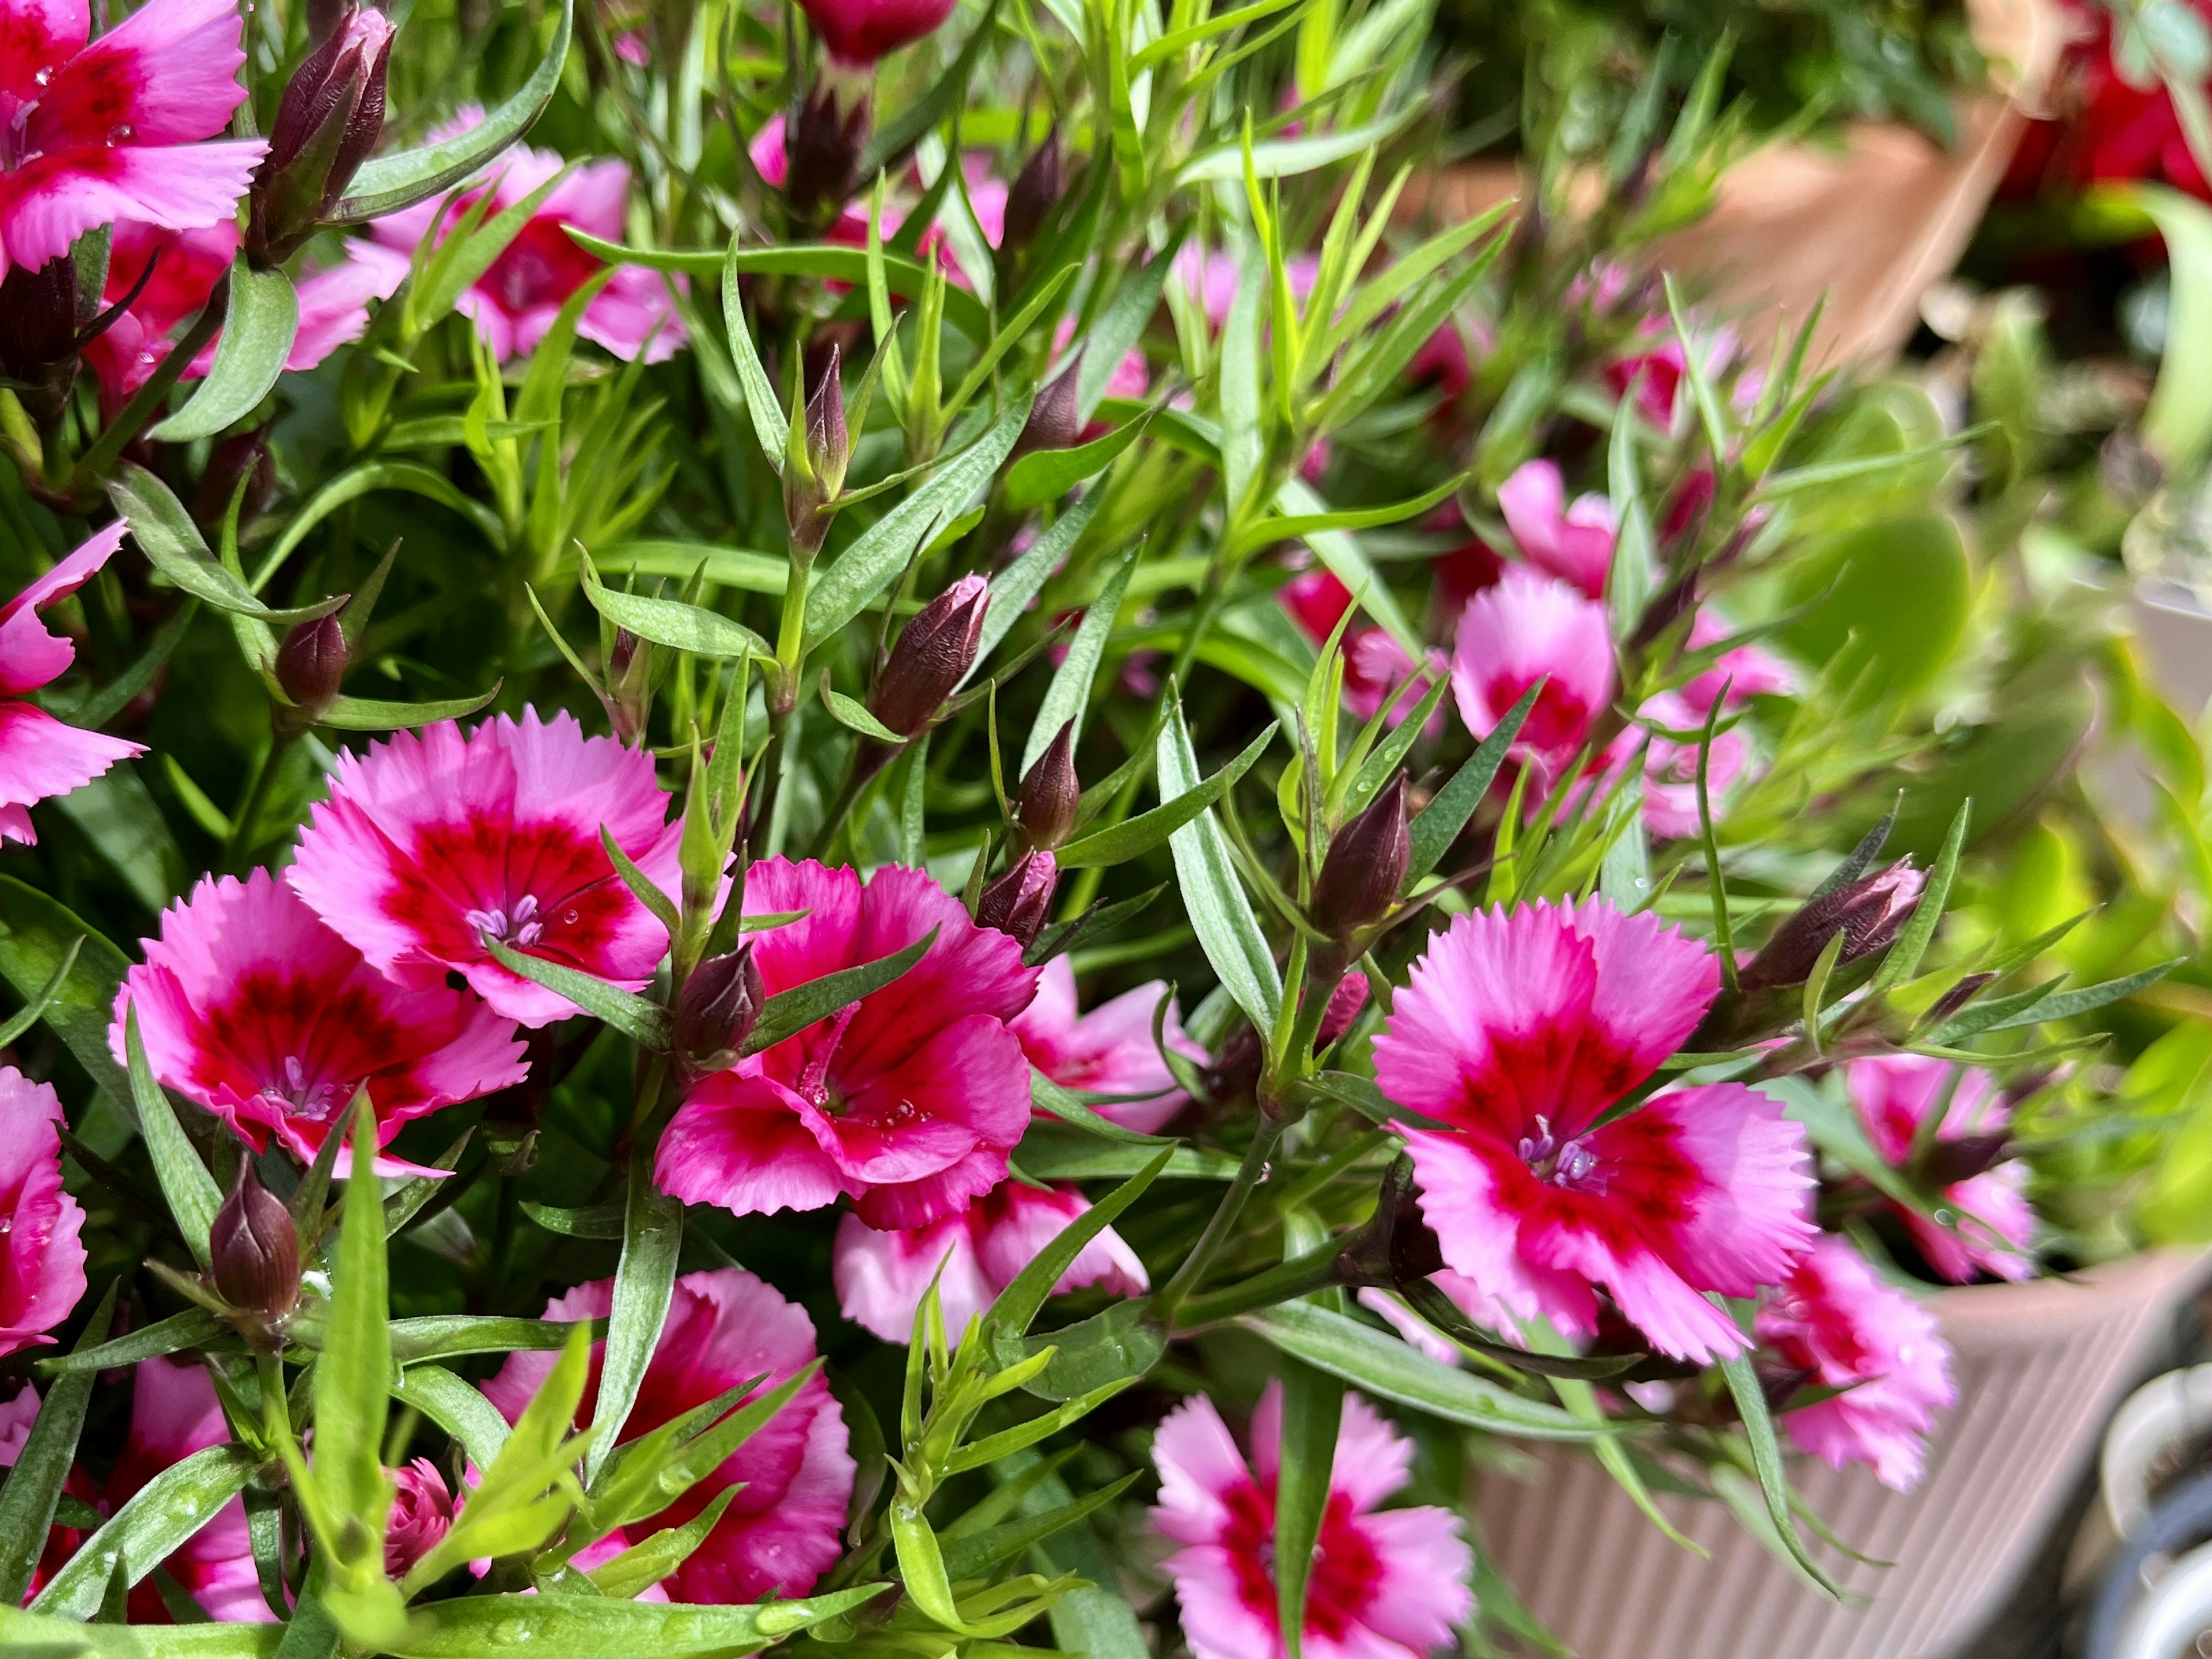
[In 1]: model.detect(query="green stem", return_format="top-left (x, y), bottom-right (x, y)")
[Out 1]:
top-left (222, 729), bottom-right (300, 873)
top-left (1153, 1114), bottom-right (1285, 1332)
top-left (1174, 1239), bottom-right (1341, 1330)
top-left (69, 279), bottom-right (230, 497)
top-left (256, 1349), bottom-right (290, 1446)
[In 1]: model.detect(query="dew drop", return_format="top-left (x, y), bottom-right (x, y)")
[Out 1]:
top-left (107, 122), bottom-right (134, 144)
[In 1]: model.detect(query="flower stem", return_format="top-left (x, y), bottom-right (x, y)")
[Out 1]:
top-left (68, 278), bottom-right (230, 498)
top-left (1173, 1238), bottom-right (1342, 1329)
top-left (1152, 1114), bottom-right (1284, 1332)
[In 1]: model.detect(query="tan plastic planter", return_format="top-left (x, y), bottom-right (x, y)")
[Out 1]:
top-left (1405, 0), bottom-right (2066, 366)
top-left (1472, 1249), bottom-right (2212, 1659)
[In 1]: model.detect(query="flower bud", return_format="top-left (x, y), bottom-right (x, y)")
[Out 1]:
top-left (1334, 1156), bottom-right (1445, 1288)
top-left (1919, 1131), bottom-right (2012, 1188)
top-left (276, 613), bottom-right (348, 718)
top-left (383, 1458), bottom-right (455, 1579)
top-left (1310, 775), bottom-right (1410, 940)
top-left (673, 946), bottom-right (764, 1080)
top-left (785, 346), bottom-right (848, 560)
top-left (605, 627), bottom-right (653, 744)
top-left (799, 0), bottom-right (958, 65)
top-left (1013, 719), bottom-right (1080, 851)
top-left (0, 256), bottom-right (81, 393)
top-left (804, 344), bottom-right (851, 495)
top-left (977, 848), bottom-right (1058, 948)
top-left (786, 75), bottom-right (870, 226)
top-left (194, 429), bottom-right (278, 534)
top-left (248, 4), bottom-right (396, 265)
top-left (1001, 129), bottom-right (1064, 257)
top-left (1740, 859), bottom-right (1925, 991)
top-left (869, 574), bottom-right (990, 738)
top-left (211, 1160), bottom-right (300, 1331)
top-left (1014, 356), bottom-right (1082, 456)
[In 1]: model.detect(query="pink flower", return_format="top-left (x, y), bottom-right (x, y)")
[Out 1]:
top-left (1012, 955), bottom-right (1198, 1135)
top-left (1846, 1055), bottom-right (2035, 1283)
top-left (0, 1069), bottom-right (85, 1359)
top-left (1174, 244), bottom-right (1317, 333)
top-left (83, 218), bottom-right (387, 409)
top-left (1680, 610), bottom-right (1795, 713)
top-left (0, 0), bottom-right (267, 277)
top-left (108, 1356), bottom-right (271, 1621)
top-left (798, 0), bottom-right (957, 65)
top-left (0, 1380), bottom-right (37, 1465)
top-left (351, 116), bottom-right (683, 363)
top-left (833, 1178), bottom-right (1147, 1340)
top-left (1374, 899), bottom-right (1816, 1362)
top-left (1277, 571), bottom-right (1445, 735)
top-left (1150, 1382), bottom-right (1474, 1659)
top-left (288, 711), bottom-right (683, 1029)
top-left (1449, 567), bottom-right (1615, 785)
top-left (1, 521), bottom-right (145, 843)
top-left (384, 1458), bottom-right (455, 1578)
top-left (112, 869), bottom-right (527, 1165)
top-left (1631, 690), bottom-right (1748, 840)
top-left (482, 1267), bottom-right (853, 1603)
top-left (1757, 1234), bottom-right (1955, 1490)
top-left (1497, 460), bottom-right (1615, 599)
top-left (1357, 1270), bottom-right (1515, 1367)
top-left (657, 858), bottom-right (1039, 1229)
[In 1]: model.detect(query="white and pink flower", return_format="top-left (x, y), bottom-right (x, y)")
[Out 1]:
top-left (1012, 954), bottom-right (1199, 1136)
top-left (1450, 566), bottom-right (1616, 786)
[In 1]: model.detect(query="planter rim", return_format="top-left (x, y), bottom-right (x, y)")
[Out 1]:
top-left (1927, 1247), bottom-right (2212, 1351)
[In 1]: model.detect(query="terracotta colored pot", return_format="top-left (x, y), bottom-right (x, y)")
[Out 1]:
top-left (1472, 1250), bottom-right (2212, 1659)
top-left (1404, 0), bottom-right (2066, 366)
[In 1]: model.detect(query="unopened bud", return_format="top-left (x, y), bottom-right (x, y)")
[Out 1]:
top-left (276, 612), bottom-right (348, 718)
top-left (194, 429), bottom-right (276, 533)
top-left (786, 75), bottom-right (870, 226)
top-left (977, 848), bottom-right (1058, 947)
top-left (1334, 1156), bottom-right (1445, 1288)
top-left (869, 574), bottom-right (989, 738)
top-left (1740, 859), bottom-right (1924, 991)
top-left (383, 1459), bottom-right (455, 1579)
top-left (1310, 775), bottom-right (1410, 939)
top-left (0, 256), bottom-right (80, 389)
top-left (605, 626), bottom-right (652, 743)
top-left (673, 946), bottom-right (764, 1080)
top-left (211, 1161), bottom-right (300, 1333)
top-left (248, 4), bottom-right (395, 264)
top-left (1013, 719), bottom-right (1079, 850)
top-left (1001, 129), bottom-right (1064, 257)
top-left (1014, 357), bottom-right (1082, 456)
top-left (805, 344), bottom-right (850, 495)
top-left (1919, 1131), bottom-right (2012, 1188)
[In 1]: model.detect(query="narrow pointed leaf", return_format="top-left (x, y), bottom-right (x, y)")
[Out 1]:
top-left (149, 264), bottom-right (298, 442)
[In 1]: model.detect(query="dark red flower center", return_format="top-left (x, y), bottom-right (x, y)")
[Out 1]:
top-left (1217, 1476), bottom-right (1384, 1643)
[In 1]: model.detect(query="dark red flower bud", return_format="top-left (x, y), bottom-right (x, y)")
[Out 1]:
top-left (673, 946), bottom-right (764, 1080)
top-left (194, 429), bottom-right (277, 533)
top-left (276, 613), bottom-right (348, 718)
top-left (248, 4), bottom-right (396, 265)
top-left (1001, 128), bottom-right (1064, 257)
top-left (1919, 1131), bottom-right (2012, 1188)
top-left (1334, 1156), bottom-right (1445, 1288)
top-left (1014, 356), bottom-right (1083, 456)
top-left (0, 256), bottom-right (80, 388)
top-left (1740, 859), bottom-right (1925, 990)
top-left (1310, 775), bottom-right (1410, 939)
top-left (211, 1161), bottom-right (300, 1332)
top-left (786, 75), bottom-right (870, 226)
top-left (603, 626), bottom-right (654, 743)
top-left (977, 848), bottom-right (1058, 947)
top-left (785, 345), bottom-right (848, 559)
top-left (869, 574), bottom-right (990, 738)
top-left (1013, 719), bottom-right (1079, 850)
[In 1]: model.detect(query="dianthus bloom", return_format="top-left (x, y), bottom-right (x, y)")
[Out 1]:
top-left (798, 0), bottom-right (956, 64)
top-left (657, 858), bottom-right (1038, 1229)
top-left (833, 1179), bottom-right (1147, 1342)
top-left (382, 1458), bottom-right (454, 1579)
top-left (113, 870), bottom-right (527, 1164)
top-left (1151, 1383), bottom-right (1473, 1659)
top-left (289, 711), bottom-right (683, 1028)
top-left (1374, 899), bottom-right (1816, 1362)
top-left (1, 522), bottom-right (145, 843)
top-left (1450, 566), bottom-right (1616, 786)
top-left (1012, 955), bottom-right (1199, 1135)
top-left (0, 0), bottom-right (267, 275)
top-left (1279, 568), bottom-right (1447, 735)
top-left (347, 114), bottom-right (683, 363)
top-left (1498, 460), bottom-right (1614, 599)
top-left (108, 1356), bottom-right (270, 1622)
top-left (1756, 1234), bottom-right (1956, 1490)
top-left (1847, 1054), bottom-right (2035, 1283)
top-left (0, 1068), bottom-right (87, 1359)
top-left (483, 1268), bottom-right (852, 1603)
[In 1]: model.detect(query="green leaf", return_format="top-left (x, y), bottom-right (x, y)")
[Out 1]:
top-left (718, 248), bottom-right (785, 475)
top-left (109, 465), bottom-right (344, 627)
top-left (28, 1444), bottom-right (257, 1619)
top-left (1239, 1302), bottom-right (1605, 1438)
top-left (820, 683), bottom-right (908, 743)
top-left (384, 1586), bottom-right (887, 1656)
top-left (1219, 242), bottom-right (1263, 518)
top-left (122, 1007), bottom-right (221, 1271)
top-left (334, 0), bottom-right (574, 221)
top-left (310, 1101), bottom-right (395, 1579)
top-left (38, 1308), bottom-right (225, 1374)
top-left (1714, 1339), bottom-right (1839, 1596)
top-left (1021, 552), bottom-right (1134, 774)
top-left (1013, 1128), bottom-right (1240, 1183)
top-left (586, 1487), bottom-right (738, 1598)
top-left (1008, 1301), bottom-right (1166, 1403)
top-left (1869, 800), bottom-right (1969, 995)
top-left (1029, 1070), bottom-right (1170, 1146)
top-left (1159, 698), bottom-right (1281, 1031)
top-left (1003, 411), bottom-right (1153, 510)
top-left (0, 879), bottom-right (130, 1106)
top-left (580, 554), bottom-right (767, 660)
top-left (385, 1317), bottom-right (599, 1364)
top-left (742, 929), bottom-right (935, 1055)
top-left (987, 1147), bottom-right (1173, 1344)
top-left (1406, 680), bottom-right (1539, 885)
top-left (2134, 184), bottom-right (2212, 473)
top-left (804, 396), bottom-right (1032, 646)
top-left (1056, 722), bottom-right (1275, 869)
top-left (521, 1200), bottom-right (627, 1238)
top-left (586, 1157), bottom-right (683, 1484)
top-left (317, 685), bottom-right (502, 730)
top-left (392, 1365), bottom-right (513, 1473)
top-left (480, 937), bottom-right (672, 1046)
top-left (976, 492), bottom-right (1100, 671)
top-left (1077, 234), bottom-right (1184, 421)
top-left (0, 1605), bottom-right (277, 1654)
top-left (1181, 107), bottom-right (1417, 181)
top-left (1274, 1359), bottom-right (1342, 1659)
top-left (940, 1473), bottom-right (1141, 1579)
top-left (1940, 960), bottom-right (2178, 1037)
top-left (255, 463), bottom-right (505, 593)
top-left (149, 263), bottom-right (298, 442)
top-left (0, 1283), bottom-right (118, 1604)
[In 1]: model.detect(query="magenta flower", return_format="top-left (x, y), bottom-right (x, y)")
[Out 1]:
top-left (1847, 1055), bottom-right (2035, 1283)
top-left (0, 1379), bottom-right (35, 1464)
top-left (113, 869), bottom-right (526, 1167)
top-left (833, 1178), bottom-right (1147, 1341)
top-left (288, 711), bottom-right (683, 1028)
top-left (0, 0), bottom-right (266, 276)
top-left (1, 522), bottom-right (146, 844)
top-left (107, 1356), bottom-right (271, 1622)
top-left (0, 1067), bottom-right (86, 1360)
top-left (797, 0), bottom-right (956, 65)
top-left (1012, 955), bottom-right (1199, 1135)
top-left (657, 858), bottom-right (1038, 1229)
top-left (1757, 1234), bottom-right (1955, 1490)
top-left (1450, 567), bottom-right (1615, 786)
top-left (348, 116), bottom-right (683, 363)
top-left (1150, 1382), bottom-right (1474, 1659)
top-left (1374, 899), bottom-right (1816, 1362)
top-left (1680, 610), bottom-right (1795, 712)
top-left (483, 1267), bottom-right (853, 1603)
top-left (1498, 460), bottom-right (1615, 599)
top-left (1278, 571), bottom-right (1446, 735)
top-left (382, 1458), bottom-right (454, 1579)
top-left (1628, 689), bottom-right (1749, 840)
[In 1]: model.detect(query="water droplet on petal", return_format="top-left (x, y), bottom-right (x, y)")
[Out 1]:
top-left (107, 122), bottom-right (134, 144)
